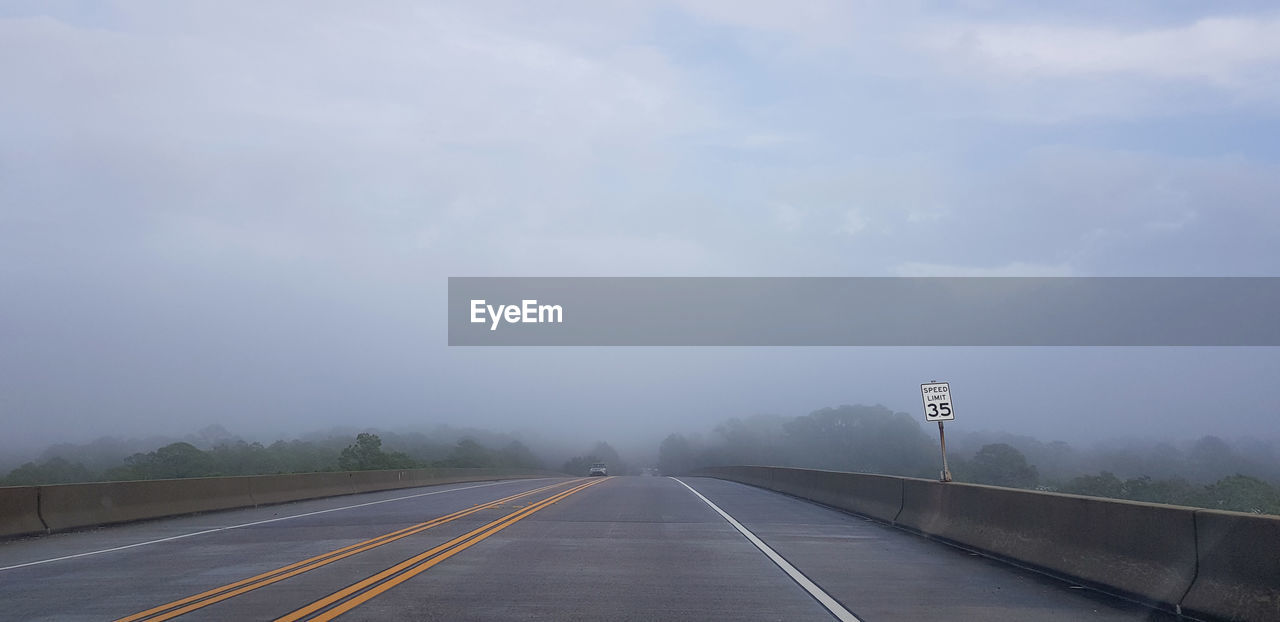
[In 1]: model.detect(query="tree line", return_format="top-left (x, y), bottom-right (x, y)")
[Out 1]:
top-left (1, 432), bottom-right (546, 485)
top-left (560, 441), bottom-right (630, 476)
top-left (656, 404), bottom-right (1280, 515)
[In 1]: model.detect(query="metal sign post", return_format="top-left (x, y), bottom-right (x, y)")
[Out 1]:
top-left (921, 381), bottom-right (955, 483)
top-left (937, 420), bottom-right (952, 482)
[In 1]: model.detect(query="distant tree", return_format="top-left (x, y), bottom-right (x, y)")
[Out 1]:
top-left (1057, 471), bottom-right (1280, 516)
top-left (1118, 475), bottom-right (1198, 506)
top-left (338, 433), bottom-right (416, 471)
top-left (188, 424), bottom-right (238, 448)
top-left (3, 457), bottom-right (93, 485)
top-left (1185, 435), bottom-right (1251, 483)
top-left (209, 441), bottom-right (278, 476)
top-left (1201, 474), bottom-right (1280, 514)
top-left (713, 415), bottom-right (786, 466)
top-left (562, 455), bottom-right (601, 476)
top-left (496, 440), bottom-right (543, 470)
top-left (781, 405), bottom-right (934, 477)
top-left (964, 443), bottom-right (1038, 489)
top-left (5, 427), bottom-right (556, 484)
top-left (592, 442), bottom-right (627, 474)
top-left (339, 433), bottom-right (383, 471)
top-left (119, 442), bottom-right (217, 479)
top-left (101, 465), bottom-right (137, 482)
top-left (566, 441), bottom-right (629, 475)
top-left (438, 438), bottom-right (495, 468)
top-left (389, 433), bottom-right (451, 466)
top-left (267, 439), bottom-right (340, 473)
top-left (658, 434), bottom-right (693, 475)
top-left (1061, 471), bottom-right (1125, 498)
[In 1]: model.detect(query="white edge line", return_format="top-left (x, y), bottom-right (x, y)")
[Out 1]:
top-left (0, 478), bottom-right (550, 572)
top-left (671, 477), bottom-right (861, 622)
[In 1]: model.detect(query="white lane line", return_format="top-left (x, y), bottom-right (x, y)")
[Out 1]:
top-left (0, 478), bottom-right (548, 573)
top-left (671, 477), bottom-right (861, 622)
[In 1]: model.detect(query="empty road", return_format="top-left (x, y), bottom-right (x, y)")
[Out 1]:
top-left (0, 476), bottom-right (1174, 621)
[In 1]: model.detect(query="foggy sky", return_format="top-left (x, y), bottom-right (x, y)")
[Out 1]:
top-left (3, 1), bottom-right (1279, 457)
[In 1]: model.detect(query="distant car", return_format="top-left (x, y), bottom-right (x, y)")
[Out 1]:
top-left (588, 463), bottom-right (608, 476)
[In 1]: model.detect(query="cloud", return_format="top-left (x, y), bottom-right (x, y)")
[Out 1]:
top-left (3, 1), bottom-right (1279, 450)
top-left (772, 203), bottom-right (803, 232)
top-left (740, 132), bottom-right (803, 149)
top-left (840, 209), bottom-right (868, 236)
top-left (484, 232), bottom-right (723, 276)
top-left (893, 261), bottom-right (1077, 277)
top-left (0, 4), bottom-right (723, 275)
top-left (673, 0), bottom-right (866, 47)
top-left (906, 208), bottom-right (946, 224)
top-left (1144, 210), bottom-right (1197, 233)
top-left (894, 145), bottom-right (1280, 276)
top-left (927, 15), bottom-right (1280, 86)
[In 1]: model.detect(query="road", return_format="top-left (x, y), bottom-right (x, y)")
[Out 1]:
top-left (0, 476), bottom-right (1175, 621)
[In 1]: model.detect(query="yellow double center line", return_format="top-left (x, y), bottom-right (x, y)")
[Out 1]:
top-left (117, 479), bottom-right (582, 622)
top-left (276, 477), bottom-right (609, 621)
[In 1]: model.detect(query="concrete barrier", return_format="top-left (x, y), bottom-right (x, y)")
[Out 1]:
top-left (698, 466), bottom-right (775, 490)
top-left (896, 478), bottom-right (1197, 609)
top-left (1181, 509), bottom-right (1280, 622)
top-left (0, 486), bottom-right (45, 538)
top-left (247, 472), bottom-right (357, 506)
top-left (782, 469), bottom-right (903, 523)
top-left (696, 466), bottom-right (1280, 621)
top-left (8, 468), bottom-right (556, 536)
top-left (40, 477), bottom-right (255, 532)
top-left (245, 468), bottom-right (557, 506)
top-left (696, 466), bottom-right (903, 524)
top-left (351, 470), bottom-right (414, 491)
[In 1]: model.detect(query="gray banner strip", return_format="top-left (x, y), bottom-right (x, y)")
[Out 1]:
top-left (447, 277), bottom-right (1280, 346)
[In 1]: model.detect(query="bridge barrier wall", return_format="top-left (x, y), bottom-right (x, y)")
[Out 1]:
top-left (1181, 509), bottom-right (1280, 622)
top-left (247, 472), bottom-right (357, 506)
top-left (786, 468), bottom-right (903, 523)
top-left (896, 477), bottom-right (1197, 608)
top-left (40, 478), bottom-right (255, 532)
top-left (711, 465), bottom-right (774, 489)
top-left (695, 465), bottom-right (1280, 622)
top-left (0, 486), bottom-right (45, 538)
top-left (4, 468), bottom-right (556, 538)
top-left (697, 466), bottom-right (903, 523)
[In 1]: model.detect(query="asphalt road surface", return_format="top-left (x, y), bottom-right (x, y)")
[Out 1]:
top-left (0, 476), bottom-right (1175, 621)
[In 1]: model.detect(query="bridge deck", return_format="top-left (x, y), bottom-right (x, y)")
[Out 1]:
top-left (0, 476), bottom-right (1172, 621)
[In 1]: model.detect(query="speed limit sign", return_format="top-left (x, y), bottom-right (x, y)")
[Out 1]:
top-left (921, 382), bottom-right (954, 421)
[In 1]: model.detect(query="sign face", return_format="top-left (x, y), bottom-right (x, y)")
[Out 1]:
top-left (921, 382), bottom-right (955, 421)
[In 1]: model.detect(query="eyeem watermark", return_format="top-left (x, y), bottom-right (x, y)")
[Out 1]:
top-left (470, 299), bottom-right (564, 331)
top-left (450, 277), bottom-right (1280, 345)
